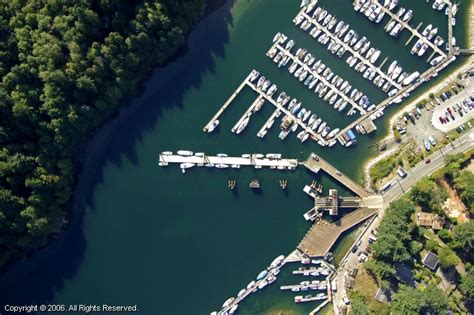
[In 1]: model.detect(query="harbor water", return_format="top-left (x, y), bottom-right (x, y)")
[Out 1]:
top-left (0, 0), bottom-right (470, 314)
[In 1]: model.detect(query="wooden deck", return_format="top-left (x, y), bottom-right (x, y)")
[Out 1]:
top-left (298, 207), bottom-right (378, 257)
top-left (303, 153), bottom-right (370, 198)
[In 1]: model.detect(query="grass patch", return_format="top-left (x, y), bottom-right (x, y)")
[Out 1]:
top-left (332, 228), bottom-right (357, 267)
top-left (370, 153), bottom-right (400, 185)
top-left (351, 267), bottom-right (390, 315)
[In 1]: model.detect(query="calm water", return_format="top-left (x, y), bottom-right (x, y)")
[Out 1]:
top-left (0, 0), bottom-right (470, 314)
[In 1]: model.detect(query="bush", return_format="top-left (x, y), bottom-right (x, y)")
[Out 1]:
top-left (438, 229), bottom-right (452, 243)
top-left (425, 239), bottom-right (439, 252)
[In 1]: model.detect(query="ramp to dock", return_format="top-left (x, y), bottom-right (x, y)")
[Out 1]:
top-left (303, 153), bottom-right (370, 198)
top-left (298, 207), bottom-right (378, 257)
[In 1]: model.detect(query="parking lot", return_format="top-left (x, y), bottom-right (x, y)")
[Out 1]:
top-left (431, 76), bottom-right (474, 133)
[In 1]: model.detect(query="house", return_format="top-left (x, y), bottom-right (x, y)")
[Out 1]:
top-left (416, 212), bottom-right (445, 230)
top-left (422, 251), bottom-right (440, 271)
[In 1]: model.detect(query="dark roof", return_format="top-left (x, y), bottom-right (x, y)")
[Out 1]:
top-left (422, 251), bottom-right (439, 270)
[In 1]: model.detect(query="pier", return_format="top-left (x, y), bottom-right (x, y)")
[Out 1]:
top-left (298, 207), bottom-right (378, 257)
top-left (231, 95), bottom-right (264, 133)
top-left (159, 153), bottom-right (298, 170)
top-left (298, 10), bottom-right (403, 91)
top-left (203, 72), bottom-right (252, 132)
top-left (369, 0), bottom-right (448, 59)
top-left (269, 41), bottom-right (368, 115)
top-left (303, 153), bottom-right (370, 198)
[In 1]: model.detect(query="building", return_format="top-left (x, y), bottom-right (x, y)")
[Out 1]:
top-left (416, 212), bottom-right (445, 230)
top-left (422, 251), bottom-right (440, 271)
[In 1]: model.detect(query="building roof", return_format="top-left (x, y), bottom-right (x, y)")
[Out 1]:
top-left (416, 212), bottom-right (445, 230)
top-left (422, 251), bottom-right (439, 270)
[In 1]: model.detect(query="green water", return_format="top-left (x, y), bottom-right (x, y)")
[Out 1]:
top-left (0, 0), bottom-right (470, 314)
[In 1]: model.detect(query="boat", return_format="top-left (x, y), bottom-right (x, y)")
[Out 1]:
top-left (279, 130), bottom-right (290, 140)
top-left (302, 110), bottom-right (311, 122)
top-left (258, 280), bottom-right (268, 290)
top-left (222, 297), bottom-right (235, 308)
top-left (301, 133), bottom-right (310, 142)
top-left (338, 101), bottom-right (348, 112)
top-left (390, 23), bottom-right (403, 37)
top-left (422, 24), bottom-right (432, 37)
top-left (432, 0), bottom-right (442, 10)
top-left (317, 10), bottom-right (327, 23)
top-left (411, 38), bottom-right (423, 54)
top-left (250, 70), bottom-right (259, 82)
top-left (177, 150), bottom-right (193, 156)
top-left (335, 21), bottom-right (344, 34)
top-left (397, 72), bottom-right (408, 84)
top-left (236, 117), bottom-right (250, 134)
top-left (289, 61), bottom-right (298, 74)
top-left (451, 17), bottom-right (456, 26)
top-left (428, 27), bottom-right (438, 41)
top-left (297, 108), bottom-right (306, 119)
top-left (256, 76), bottom-right (266, 88)
top-left (257, 270), bottom-right (268, 280)
top-left (396, 7), bottom-right (406, 18)
top-left (387, 60), bottom-right (397, 74)
top-left (273, 32), bottom-right (282, 43)
top-left (308, 114), bottom-right (317, 125)
top-left (370, 49), bottom-right (380, 63)
top-left (311, 118), bottom-right (322, 130)
top-left (229, 305), bottom-right (239, 315)
top-left (329, 94), bottom-right (338, 105)
top-left (304, 74), bottom-right (314, 86)
top-left (327, 128), bottom-right (340, 138)
top-left (402, 9), bottom-right (412, 22)
top-left (388, 0), bottom-right (398, 11)
top-left (430, 55), bottom-right (443, 66)
top-left (403, 71), bottom-right (419, 85)
top-left (322, 13), bottom-right (332, 26)
top-left (312, 7), bottom-right (322, 19)
top-left (338, 24), bottom-right (349, 38)
top-left (360, 41), bottom-right (370, 54)
top-left (350, 32), bottom-right (359, 46)
top-left (434, 35), bottom-right (444, 47)
top-left (321, 127), bottom-right (330, 137)
top-left (308, 78), bottom-right (318, 89)
top-left (294, 66), bottom-right (303, 78)
top-left (337, 47), bottom-right (346, 57)
top-left (386, 20), bottom-right (396, 32)
top-left (293, 14), bottom-right (304, 25)
top-left (343, 30), bottom-right (354, 43)
top-left (161, 151), bottom-right (172, 155)
top-left (317, 121), bottom-right (327, 134)
top-left (277, 92), bottom-right (287, 103)
top-left (417, 43), bottom-right (429, 57)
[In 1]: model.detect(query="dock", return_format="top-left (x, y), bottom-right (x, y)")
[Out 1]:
top-left (298, 10), bottom-right (403, 91)
top-left (298, 207), bottom-right (378, 257)
top-left (269, 41), bottom-right (368, 115)
top-left (369, 0), bottom-right (448, 59)
top-left (203, 72), bottom-right (252, 132)
top-left (231, 95), bottom-right (264, 133)
top-left (303, 153), bottom-right (370, 198)
top-left (159, 152), bottom-right (298, 170)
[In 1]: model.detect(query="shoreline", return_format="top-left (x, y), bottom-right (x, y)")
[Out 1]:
top-left (363, 0), bottom-right (474, 190)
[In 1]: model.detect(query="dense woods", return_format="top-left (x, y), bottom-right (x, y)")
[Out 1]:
top-left (0, 0), bottom-right (204, 266)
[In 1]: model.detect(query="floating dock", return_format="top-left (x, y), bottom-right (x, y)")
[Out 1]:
top-left (297, 10), bottom-right (403, 91)
top-left (159, 152), bottom-right (298, 171)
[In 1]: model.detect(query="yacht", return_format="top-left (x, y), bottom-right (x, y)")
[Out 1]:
top-left (390, 23), bottom-right (403, 37)
top-left (343, 30), bottom-right (355, 43)
top-left (328, 17), bottom-right (338, 30)
top-left (207, 120), bottom-right (220, 133)
top-left (403, 9), bottom-right (412, 22)
top-left (301, 133), bottom-right (310, 143)
top-left (258, 280), bottom-right (268, 290)
top-left (322, 13), bottom-right (332, 26)
top-left (335, 21), bottom-right (344, 34)
top-left (318, 86), bottom-right (328, 97)
top-left (217, 153), bottom-right (228, 157)
top-left (317, 121), bottom-right (327, 134)
top-left (327, 128), bottom-right (340, 138)
top-left (311, 118), bottom-right (322, 130)
top-left (337, 47), bottom-right (346, 57)
top-left (289, 61), bottom-right (298, 74)
top-left (177, 150), bottom-right (193, 156)
top-left (314, 82), bottom-right (323, 94)
top-left (317, 10), bottom-right (328, 23)
top-left (229, 305), bottom-right (239, 315)
top-left (422, 24), bottom-right (432, 37)
top-left (396, 7), bottom-right (406, 18)
top-left (286, 39), bottom-right (295, 50)
top-left (428, 27), bottom-right (438, 41)
top-left (256, 76), bottom-right (266, 88)
top-left (387, 60), bottom-right (397, 75)
top-left (338, 24), bottom-right (349, 38)
top-left (334, 98), bottom-right (343, 109)
top-left (272, 32), bottom-right (282, 43)
top-left (293, 14), bottom-right (304, 25)
top-left (411, 38), bottom-right (423, 54)
top-left (430, 55), bottom-right (443, 66)
top-left (262, 79), bottom-right (271, 91)
top-left (360, 41), bottom-right (371, 54)
top-left (338, 101), bottom-right (348, 112)
top-left (434, 35), bottom-right (444, 47)
top-left (279, 130), bottom-right (290, 140)
top-left (432, 0), bottom-right (442, 10)
top-left (386, 20), bottom-right (396, 32)
top-left (308, 78), bottom-right (318, 89)
top-left (308, 114), bottom-right (317, 125)
top-left (388, 0), bottom-right (398, 11)
top-left (267, 84), bottom-right (277, 96)
top-left (417, 43), bottom-right (429, 56)
top-left (294, 66), bottom-right (303, 78)
top-left (299, 70), bottom-right (308, 82)
top-left (403, 71), bottom-right (419, 85)
top-left (321, 127), bottom-right (330, 138)
top-left (350, 32), bottom-right (359, 46)
top-left (222, 297), bottom-right (235, 308)
top-left (397, 72), bottom-right (407, 84)
top-left (250, 70), bottom-right (259, 82)
top-left (302, 110), bottom-right (312, 122)
top-left (312, 7), bottom-right (322, 19)
top-left (304, 74), bottom-right (314, 86)
top-left (297, 130), bottom-right (306, 140)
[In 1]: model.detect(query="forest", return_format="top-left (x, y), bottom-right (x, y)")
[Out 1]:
top-left (0, 0), bottom-right (204, 266)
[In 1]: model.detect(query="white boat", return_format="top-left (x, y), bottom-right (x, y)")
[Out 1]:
top-left (370, 50), bottom-right (380, 63)
top-left (321, 127), bottom-right (330, 137)
top-left (403, 71), bottom-right (419, 85)
top-left (250, 70), bottom-right (259, 82)
top-left (428, 27), bottom-right (438, 41)
top-left (430, 55), bottom-right (443, 66)
top-left (247, 281), bottom-right (256, 289)
top-left (229, 305), bottom-right (239, 315)
top-left (258, 280), bottom-right (268, 290)
top-left (387, 60), bottom-right (397, 74)
top-left (402, 9), bottom-right (412, 22)
top-left (422, 24), bottom-right (432, 37)
top-left (302, 110), bottom-right (311, 122)
top-left (317, 121), bottom-right (327, 134)
top-left (217, 153), bottom-right (228, 157)
top-left (161, 151), bottom-right (172, 155)
top-left (256, 76), bottom-right (266, 88)
top-left (390, 23), bottom-right (403, 37)
top-left (388, 0), bottom-right (398, 11)
top-left (236, 117), bottom-right (250, 134)
top-left (207, 120), bottom-right (220, 133)
top-left (311, 118), bottom-right (322, 130)
top-left (386, 20), bottom-right (396, 32)
top-left (308, 114), bottom-right (317, 125)
top-left (417, 43), bottom-right (429, 56)
top-left (338, 101), bottom-right (348, 112)
top-left (301, 133), bottom-right (309, 143)
top-left (205, 163), bottom-right (214, 168)
top-left (273, 32), bottom-right (281, 43)
top-left (222, 297), bottom-right (235, 308)
top-left (177, 150), bottom-right (193, 156)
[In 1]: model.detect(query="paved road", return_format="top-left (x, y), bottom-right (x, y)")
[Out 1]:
top-left (332, 130), bottom-right (474, 314)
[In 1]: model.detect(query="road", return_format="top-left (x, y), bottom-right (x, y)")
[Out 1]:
top-left (332, 130), bottom-right (474, 314)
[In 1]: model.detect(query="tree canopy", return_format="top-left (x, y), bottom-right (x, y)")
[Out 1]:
top-left (0, 0), bottom-right (204, 266)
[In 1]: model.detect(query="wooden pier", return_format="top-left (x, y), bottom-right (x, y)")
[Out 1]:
top-left (303, 153), bottom-right (370, 198)
top-left (298, 207), bottom-right (378, 257)
top-left (299, 10), bottom-right (403, 91)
